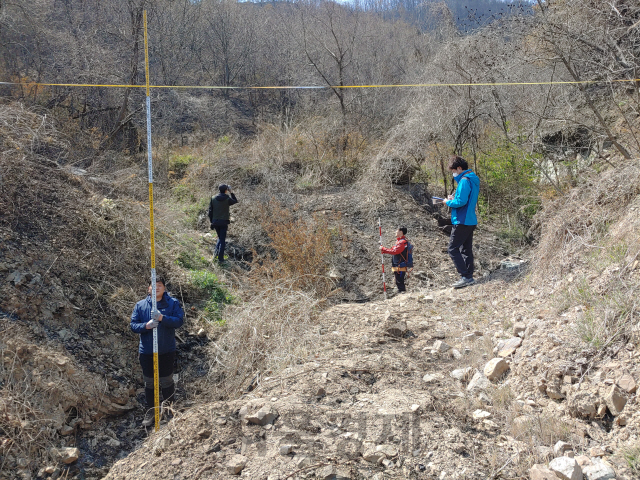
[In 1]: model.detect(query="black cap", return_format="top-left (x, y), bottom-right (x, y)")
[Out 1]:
top-left (219, 184), bottom-right (228, 193)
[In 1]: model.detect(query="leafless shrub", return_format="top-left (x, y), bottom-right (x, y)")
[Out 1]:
top-left (0, 102), bottom-right (69, 161)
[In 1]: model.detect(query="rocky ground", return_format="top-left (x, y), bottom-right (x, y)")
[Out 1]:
top-left (103, 262), bottom-right (640, 480)
top-left (3, 155), bottom-right (639, 480)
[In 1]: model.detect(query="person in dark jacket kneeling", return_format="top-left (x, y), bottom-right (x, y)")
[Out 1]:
top-left (208, 184), bottom-right (238, 263)
top-left (130, 277), bottom-right (184, 427)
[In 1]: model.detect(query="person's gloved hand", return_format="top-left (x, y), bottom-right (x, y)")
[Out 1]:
top-left (145, 319), bottom-right (159, 330)
top-left (151, 309), bottom-right (163, 322)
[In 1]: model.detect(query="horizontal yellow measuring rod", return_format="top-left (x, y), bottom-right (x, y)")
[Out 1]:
top-left (1, 78), bottom-right (638, 90)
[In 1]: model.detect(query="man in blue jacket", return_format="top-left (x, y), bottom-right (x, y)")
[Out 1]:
top-left (208, 184), bottom-right (238, 263)
top-left (130, 277), bottom-right (184, 427)
top-left (444, 156), bottom-right (480, 289)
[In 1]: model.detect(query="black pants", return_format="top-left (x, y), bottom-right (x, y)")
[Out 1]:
top-left (448, 224), bottom-right (476, 279)
top-left (139, 351), bottom-right (175, 409)
top-left (393, 270), bottom-right (406, 292)
top-left (213, 225), bottom-right (228, 261)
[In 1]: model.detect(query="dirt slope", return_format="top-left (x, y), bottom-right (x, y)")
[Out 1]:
top-left (103, 268), bottom-right (639, 479)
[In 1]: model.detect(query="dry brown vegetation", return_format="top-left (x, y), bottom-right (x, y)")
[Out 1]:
top-left (1, 1), bottom-right (640, 479)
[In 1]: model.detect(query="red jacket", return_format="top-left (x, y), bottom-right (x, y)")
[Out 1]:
top-left (381, 236), bottom-right (408, 266)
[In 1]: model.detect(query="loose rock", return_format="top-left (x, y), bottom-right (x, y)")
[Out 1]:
top-left (432, 340), bottom-right (451, 352)
top-left (549, 456), bottom-right (582, 480)
top-left (529, 464), bottom-right (561, 480)
top-left (604, 385), bottom-right (626, 416)
top-left (483, 358), bottom-right (509, 381)
top-left (497, 337), bottom-right (522, 357)
top-left (467, 371), bottom-right (490, 391)
top-left (226, 455), bottom-right (247, 475)
top-left (616, 374), bottom-right (636, 394)
top-left (582, 459), bottom-right (616, 480)
top-left (50, 447), bottom-right (80, 464)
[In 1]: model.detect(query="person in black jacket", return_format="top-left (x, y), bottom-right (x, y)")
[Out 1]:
top-left (208, 184), bottom-right (238, 262)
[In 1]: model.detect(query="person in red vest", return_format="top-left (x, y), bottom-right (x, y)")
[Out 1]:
top-left (379, 226), bottom-right (409, 293)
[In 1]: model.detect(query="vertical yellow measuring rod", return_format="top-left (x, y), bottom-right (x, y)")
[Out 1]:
top-left (143, 10), bottom-right (160, 432)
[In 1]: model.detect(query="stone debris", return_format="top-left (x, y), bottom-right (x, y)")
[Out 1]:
top-left (467, 371), bottom-right (490, 391)
top-left (432, 340), bottom-right (451, 352)
top-left (50, 447), bottom-right (80, 464)
top-left (472, 410), bottom-right (491, 420)
top-left (483, 357), bottom-right (509, 381)
top-left (603, 385), bottom-right (626, 416)
top-left (226, 455), bottom-right (248, 475)
top-left (616, 373), bottom-right (636, 394)
top-left (582, 459), bottom-right (616, 480)
top-left (497, 337), bottom-right (522, 357)
top-left (548, 457), bottom-right (582, 480)
top-left (529, 464), bottom-right (562, 480)
top-left (450, 367), bottom-right (473, 381)
top-left (386, 320), bottom-right (407, 338)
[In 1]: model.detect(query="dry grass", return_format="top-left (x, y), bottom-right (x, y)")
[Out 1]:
top-left (530, 163), bottom-right (640, 281)
top-left (205, 283), bottom-right (321, 400)
top-left (203, 201), bottom-right (349, 399)
top-left (0, 327), bottom-right (106, 477)
top-left (252, 201), bottom-right (339, 296)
